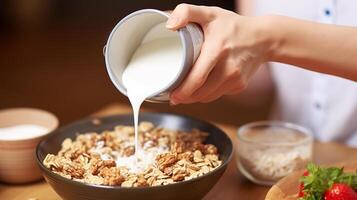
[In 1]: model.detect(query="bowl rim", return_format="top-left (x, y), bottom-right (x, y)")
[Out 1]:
top-left (0, 107), bottom-right (59, 143)
top-left (36, 112), bottom-right (233, 190)
top-left (236, 120), bottom-right (313, 146)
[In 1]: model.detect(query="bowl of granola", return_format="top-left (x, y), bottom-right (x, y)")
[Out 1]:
top-left (36, 113), bottom-right (233, 200)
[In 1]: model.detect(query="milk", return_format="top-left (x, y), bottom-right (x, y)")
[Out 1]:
top-left (0, 124), bottom-right (48, 140)
top-left (113, 144), bottom-right (168, 173)
top-left (121, 25), bottom-right (183, 171)
top-left (92, 140), bottom-right (169, 173)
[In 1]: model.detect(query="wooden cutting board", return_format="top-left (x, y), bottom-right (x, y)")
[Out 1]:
top-left (265, 161), bottom-right (357, 200)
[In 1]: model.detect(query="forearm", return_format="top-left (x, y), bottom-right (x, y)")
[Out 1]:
top-left (167, 4), bottom-right (357, 104)
top-left (267, 16), bottom-right (357, 81)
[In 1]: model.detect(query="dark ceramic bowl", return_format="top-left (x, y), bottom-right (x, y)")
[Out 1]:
top-left (36, 113), bottom-right (233, 200)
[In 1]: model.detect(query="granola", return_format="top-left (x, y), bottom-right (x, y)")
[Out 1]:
top-left (43, 122), bottom-right (222, 187)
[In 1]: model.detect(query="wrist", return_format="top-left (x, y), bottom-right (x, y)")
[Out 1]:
top-left (255, 15), bottom-right (285, 62)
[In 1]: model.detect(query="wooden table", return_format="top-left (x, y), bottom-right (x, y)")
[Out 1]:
top-left (1, 103), bottom-right (357, 200)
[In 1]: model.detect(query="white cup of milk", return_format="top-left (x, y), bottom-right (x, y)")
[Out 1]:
top-left (0, 108), bottom-right (59, 183)
top-left (104, 9), bottom-right (203, 103)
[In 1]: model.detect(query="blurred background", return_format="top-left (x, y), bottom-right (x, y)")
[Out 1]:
top-left (0, 0), bottom-right (272, 125)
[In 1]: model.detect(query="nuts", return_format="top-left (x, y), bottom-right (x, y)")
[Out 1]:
top-left (163, 166), bottom-right (173, 175)
top-left (63, 162), bottom-right (85, 179)
top-left (156, 152), bottom-right (178, 171)
top-left (91, 159), bottom-right (116, 175)
top-left (193, 150), bottom-right (204, 163)
top-left (43, 122), bottom-right (221, 187)
top-left (43, 154), bottom-right (62, 170)
top-left (136, 177), bottom-right (149, 187)
top-left (123, 146), bottom-right (135, 156)
top-left (172, 174), bottom-right (185, 181)
top-left (121, 180), bottom-right (136, 187)
top-left (139, 121), bottom-right (154, 132)
top-left (99, 167), bottom-right (125, 186)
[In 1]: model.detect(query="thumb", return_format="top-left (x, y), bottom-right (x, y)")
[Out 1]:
top-left (166, 4), bottom-right (213, 30)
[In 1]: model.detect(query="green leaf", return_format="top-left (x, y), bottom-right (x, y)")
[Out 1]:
top-left (299, 163), bottom-right (357, 200)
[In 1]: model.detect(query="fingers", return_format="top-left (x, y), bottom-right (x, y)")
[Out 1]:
top-left (170, 55), bottom-right (248, 104)
top-left (190, 59), bottom-right (231, 100)
top-left (199, 78), bottom-right (246, 103)
top-left (197, 81), bottom-right (232, 103)
top-left (170, 41), bottom-right (220, 104)
top-left (166, 4), bottom-right (214, 30)
top-left (191, 69), bottom-right (223, 101)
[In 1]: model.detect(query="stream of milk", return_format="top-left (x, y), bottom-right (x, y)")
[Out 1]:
top-left (121, 31), bottom-right (183, 172)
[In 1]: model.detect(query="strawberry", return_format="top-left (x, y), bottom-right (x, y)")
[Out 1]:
top-left (324, 183), bottom-right (357, 200)
top-left (298, 170), bottom-right (310, 197)
top-left (299, 183), bottom-right (305, 197)
top-left (298, 163), bottom-right (357, 200)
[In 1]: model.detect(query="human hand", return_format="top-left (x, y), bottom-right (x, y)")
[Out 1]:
top-left (166, 4), bottom-right (275, 104)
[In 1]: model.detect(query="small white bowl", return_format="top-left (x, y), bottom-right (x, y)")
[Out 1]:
top-left (0, 108), bottom-right (58, 183)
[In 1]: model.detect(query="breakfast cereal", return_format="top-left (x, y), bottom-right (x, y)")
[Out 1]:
top-left (43, 122), bottom-right (222, 187)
